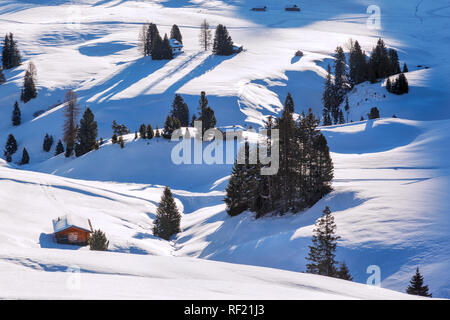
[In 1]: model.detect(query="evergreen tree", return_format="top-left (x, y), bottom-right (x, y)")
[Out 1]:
top-left (88, 229), bottom-right (109, 251)
top-left (75, 108), bottom-right (98, 157)
top-left (111, 133), bottom-right (118, 144)
top-left (118, 135), bottom-right (125, 148)
top-left (213, 24), bottom-right (234, 56)
top-left (153, 186), bottom-right (182, 240)
top-left (344, 96), bottom-right (350, 122)
top-left (20, 147), bottom-right (29, 165)
top-left (163, 115), bottom-right (176, 139)
top-left (171, 94), bottom-right (189, 126)
top-left (403, 63), bottom-right (408, 73)
top-left (43, 133), bottom-right (54, 152)
top-left (12, 101), bottom-right (21, 126)
top-left (332, 46), bottom-right (349, 112)
top-left (161, 33), bottom-right (174, 60)
top-left (386, 77), bottom-right (392, 92)
top-left (139, 23), bottom-right (160, 56)
top-left (55, 139), bottom-right (64, 156)
top-left (337, 261), bottom-right (353, 281)
top-left (388, 48), bottom-right (401, 75)
top-left (322, 64), bottom-right (334, 126)
top-left (368, 38), bottom-right (390, 80)
top-left (63, 90), bottom-right (80, 157)
top-left (406, 267), bottom-right (432, 297)
top-left (170, 24), bottom-right (182, 43)
top-left (151, 31), bottom-right (163, 60)
top-left (146, 124), bottom-right (154, 139)
top-left (368, 107), bottom-right (380, 119)
top-left (306, 206), bottom-right (340, 277)
top-left (4, 134), bottom-right (18, 161)
top-left (111, 120), bottom-right (130, 136)
top-left (199, 19), bottom-right (212, 51)
top-left (284, 92), bottom-right (295, 113)
top-left (348, 40), bottom-right (367, 86)
top-left (338, 109), bottom-right (345, 124)
top-left (155, 126), bottom-right (161, 138)
top-left (139, 123), bottom-right (147, 139)
top-left (20, 61), bottom-right (37, 103)
top-left (197, 91), bottom-right (216, 136)
top-left (0, 67), bottom-right (5, 84)
top-left (389, 73), bottom-right (409, 95)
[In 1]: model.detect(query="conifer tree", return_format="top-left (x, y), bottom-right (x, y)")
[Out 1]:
top-left (162, 33), bottom-right (174, 60)
top-left (368, 107), bottom-right (380, 119)
top-left (337, 261), bottom-right (353, 281)
top-left (63, 90), bottom-right (80, 157)
top-left (386, 77), bottom-right (392, 92)
top-left (199, 19), bottom-right (212, 51)
top-left (163, 115), bottom-right (176, 139)
top-left (88, 229), bottom-right (109, 251)
top-left (402, 63), bottom-right (408, 73)
top-left (4, 134), bottom-right (18, 161)
top-left (55, 139), bottom-right (64, 156)
top-left (75, 107), bottom-right (98, 157)
top-left (20, 61), bottom-right (37, 103)
top-left (111, 133), bottom-right (118, 144)
top-left (146, 124), bottom-right (154, 139)
top-left (284, 92), bottom-right (295, 113)
top-left (153, 186), bottom-right (182, 240)
top-left (139, 124), bottom-right (147, 139)
top-left (2, 33), bottom-right (21, 69)
top-left (0, 67), bottom-right (5, 84)
top-left (197, 91), bottom-right (216, 136)
top-left (306, 206), bottom-right (340, 277)
top-left (368, 38), bottom-right (390, 79)
top-left (171, 94), bottom-right (189, 126)
top-left (344, 96), bottom-right (350, 122)
top-left (322, 64), bottom-right (334, 126)
top-left (348, 40), bottom-right (367, 86)
top-left (12, 101), bottom-right (21, 126)
top-left (388, 48), bottom-right (401, 75)
top-left (406, 267), bottom-right (432, 297)
top-left (151, 31), bottom-right (163, 60)
top-left (332, 46), bottom-right (349, 110)
top-left (139, 23), bottom-right (160, 56)
top-left (213, 24), bottom-right (234, 56)
top-left (170, 24), bottom-right (182, 43)
top-left (43, 133), bottom-right (54, 152)
top-left (20, 147), bottom-right (29, 165)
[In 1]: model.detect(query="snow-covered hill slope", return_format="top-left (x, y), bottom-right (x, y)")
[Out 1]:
top-left (0, 0), bottom-right (449, 299)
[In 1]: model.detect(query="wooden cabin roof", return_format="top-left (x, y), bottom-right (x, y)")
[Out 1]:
top-left (53, 214), bottom-right (92, 234)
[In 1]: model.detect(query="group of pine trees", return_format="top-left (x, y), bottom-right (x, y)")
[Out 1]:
top-left (225, 97), bottom-right (333, 218)
top-left (139, 23), bottom-right (180, 60)
top-left (111, 120), bottom-right (130, 148)
top-left (2, 33), bottom-right (21, 70)
top-left (3, 134), bottom-right (29, 165)
top-left (323, 38), bottom-right (409, 125)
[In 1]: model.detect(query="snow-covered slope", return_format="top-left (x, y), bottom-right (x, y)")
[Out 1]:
top-left (0, 0), bottom-right (449, 299)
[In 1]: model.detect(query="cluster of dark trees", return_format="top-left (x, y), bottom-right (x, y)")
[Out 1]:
top-left (3, 133), bottom-right (29, 165)
top-left (386, 73), bottom-right (409, 95)
top-left (305, 206), bottom-right (352, 280)
top-left (139, 123), bottom-right (156, 140)
top-left (139, 23), bottom-right (180, 60)
top-left (323, 38), bottom-right (408, 125)
top-left (111, 120), bottom-right (129, 149)
top-left (163, 91), bottom-right (216, 138)
top-left (2, 33), bottom-right (21, 70)
top-left (153, 186), bottom-right (182, 240)
top-left (224, 98), bottom-right (333, 218)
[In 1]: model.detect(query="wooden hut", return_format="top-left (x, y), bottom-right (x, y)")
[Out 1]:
top-left (53, 215), bottom-right (93, 246)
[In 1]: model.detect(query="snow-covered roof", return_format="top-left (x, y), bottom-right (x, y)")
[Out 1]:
top-left (52, 214), bottom-right (92, 233)
top-left (169, 39), bottom-right (183, 48)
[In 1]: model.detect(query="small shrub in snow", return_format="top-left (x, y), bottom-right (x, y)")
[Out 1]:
top-left (368, 107), bottom-right (380, 119)
top-left (295, 50), bottom-right (303, 57)
top-left (88, 229), bottom-right (109, 251)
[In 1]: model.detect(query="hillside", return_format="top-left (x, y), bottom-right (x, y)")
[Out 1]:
top-left (0, 0), bottom-right (449, 299)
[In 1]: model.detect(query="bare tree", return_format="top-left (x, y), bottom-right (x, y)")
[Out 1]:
top-left (199, 19), bottom-right (212, 51)
top-left (63, 90), bottom-right (80, 157)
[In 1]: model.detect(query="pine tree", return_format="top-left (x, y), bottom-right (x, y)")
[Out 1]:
top-left (2, 33), bottom-right (21, 69)
top-left (333, 46), bottom-right (349, 110)
top-left (213, 24), bottom-right (234, 56)
top-left (368, 107), bottom-right (380, 119)
top-left (199, 19), bottom-right (212, 51)
top-left (197, 91), bottom-right (216, 136)
top-left (338, 109), bottom-right (345, 124)
top-left (171, 94), bottom-right (189, 126)
top-left (170, 24), bottom-right (182, 43)
top-left (139, 123), bottom-right (147, 139)
top-left (368, 38), bottom-right (390, 80)
top-left (162, 33), bottom-right (174, 60)
top-left (153, 186), bottom-right (182, 240)
top-left (111, 120), bottom-right (130, 136)
top-left (163, 115), bottom-right (176, 139)
top-left (306, 206), bottom-right (340, 277)
top-left (139, 23), bottom-right (160, 56)
top-left (388, 48), bottom-right (401, 75)
top-left (348, 40), bottom-right (367, 86)
top-left (322, 64), bottom-right (334, 126)
top-left (111, 133), bottom-right (118, 144)
top-left (55, 139), bottom-right (64, 156)
top-left (63, 90), bottom-right (80, 157)
top-left (12, 101), bottom-right (21, 126)
top-left (20, 147), bottom-right (29, 165)
top-left (75, 108), bottom-right (98, 157)
top-left (344, 96), bottom-right (350, 122)
top-left (20, 61), bottom-right (37, 103)
top-left (406, 267), bottom-right (432, 297)
top-left (146, 124), bottom-right (154, 139)
top-left (337, 261), bottom-right (353, 281)
top-left (88, 229), bottom-right (109, 251)
top-left (284, 92), bottom-right (295, 113)
top-left (4, 134), bottom-right (18, 161)
top-left (43, 133), bottom-right (54, 152)
top-left (151, 31), bottom-right (163, 60)
top-left (403, 63), bottom-right (408, 73)
top-left (386, 77), bottom-right (392, 92)
top-left (0, 67), bottom-right (5, 84)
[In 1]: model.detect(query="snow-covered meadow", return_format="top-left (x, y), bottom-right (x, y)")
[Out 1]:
top-left (0, 0), bottom-right (449, 299)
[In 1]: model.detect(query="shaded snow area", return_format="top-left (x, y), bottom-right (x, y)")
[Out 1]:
top-left (0, 0), bottom-right (449, 299)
